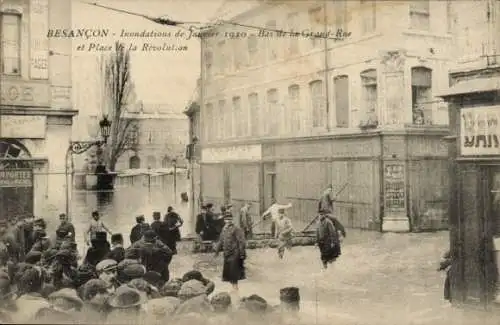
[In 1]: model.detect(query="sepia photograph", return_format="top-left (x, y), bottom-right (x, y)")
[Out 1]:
top-left (0, 0), bottom-right (499, 324)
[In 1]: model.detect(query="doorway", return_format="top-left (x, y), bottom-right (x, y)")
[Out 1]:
top-left (484, 166), bottom-right (500, 306)
top-left (263, 163), bottom-right (276, 210)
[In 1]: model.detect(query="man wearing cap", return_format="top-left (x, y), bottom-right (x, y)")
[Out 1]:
top-left (214, 212), bottom-right (246, 292)
top-left (107, 234), bottom-right (125, 263)
top-left (57, 213), bottom-right (76, 242)
top-left (164, 206), bottom-right (184, 254)
top-left (318, 184), bottom-right (337, 215)
top-left (195, 205), bottom-right (218, 241)
top-left (130, 215), bottom-right (150, 245)
top-left (131, 230), bottom-right (173, 282)
top-left (85, 211), bottom-right (112, 246)
top-left (316, 209), bottom-right (341, 269)
top-left (96, 259), bottom-right (120, 290)
top-left (261, 199), bottom-right (293, 237)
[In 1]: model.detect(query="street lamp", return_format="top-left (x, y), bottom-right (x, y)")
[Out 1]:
top-left (173, 158), bottom-right (177, 204)
top-left (65, 115), bottom-right (112, 217)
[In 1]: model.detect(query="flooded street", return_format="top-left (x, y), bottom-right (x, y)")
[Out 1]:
top-left (70, 174), bottom-right (192, 252)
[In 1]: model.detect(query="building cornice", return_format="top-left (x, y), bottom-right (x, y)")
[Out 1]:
top-left (0, 106), bottom-right (78, 117)
top-left (201, 126), bottom-right (449, 148)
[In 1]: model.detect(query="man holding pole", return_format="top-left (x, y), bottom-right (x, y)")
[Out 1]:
top-left (318, 184), bottom-right (347, 240)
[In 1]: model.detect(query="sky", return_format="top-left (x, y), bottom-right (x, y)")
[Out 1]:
top-left (71, 0), bottom-right (224, 112)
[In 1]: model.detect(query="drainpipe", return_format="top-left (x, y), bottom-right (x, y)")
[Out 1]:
top-left (323, 0), bottom-right (331, 131)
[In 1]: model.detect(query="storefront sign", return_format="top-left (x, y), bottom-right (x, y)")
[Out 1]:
top-left (202, 145), bottom-right (262, 163)
top-left (0, 79), bottom-right (50, 107)
top-left (0, 170), bottom-right (33, 188)
top-left (0, 115), bottom-right (46, 138)
top-left (384, 163), bottom-right (406, 211)
top-left (461, 106), bottom-right (500, 156)
top-left (30, 0), bottom-right (49, 79)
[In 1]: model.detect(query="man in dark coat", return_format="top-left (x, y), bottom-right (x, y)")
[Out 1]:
top-left (150, 212), bottom-right (163, 236)
top-left (130, 230), bottom-right (173, 282)
top-left (130, 215), bottom-right (150, 244)
top-left (164, 206), bottom-right (183, 254)
top-left (84, 232), bottom-right (111, 267)
top-left (316, 210), bottom-right (341, 269)
top-left (195, 205), bottom-right (217, 241)
top-left (214, 213), bottom-right (246, 293)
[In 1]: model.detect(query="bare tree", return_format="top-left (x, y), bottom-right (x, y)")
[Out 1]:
top-left (101, 41), bottom-right (137, 171)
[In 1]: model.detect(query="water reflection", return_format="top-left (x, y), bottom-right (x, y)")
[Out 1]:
top-left (71, 175), bottom-right (191, 252)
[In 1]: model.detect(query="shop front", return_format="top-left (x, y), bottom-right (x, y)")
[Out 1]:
top-left (441, 67), bottom-right (500, 308)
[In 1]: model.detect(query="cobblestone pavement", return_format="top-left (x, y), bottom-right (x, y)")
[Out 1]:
top-left (169, 230), bottom-right (498, 325)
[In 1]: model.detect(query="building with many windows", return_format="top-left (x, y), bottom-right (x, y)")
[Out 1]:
top-left (0, 0), bottom-right (74, 222)
top-left (196, 0), bottom-right (471, 232)
top-left (116, 102), bottom-right (189, 171)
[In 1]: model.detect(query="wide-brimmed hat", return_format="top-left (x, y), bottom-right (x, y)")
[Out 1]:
top-left (160, 279), bottom-right (183, 297)
top-left (96, 259), bottom-right (118, 273)
top-left (25, 251), bottom-right (42, 264)
top-left (136, 215), bottom-right (145, 223)
top-left (153, 211), bottom-right (161, 219)
top-left (108, 285), bottom-right (148, 308)
top-left (122, 263), bottom-right (146, 280)
top-left (80, 279), bottom-right (110, 301)
top-left (48, 288), bottom-right (84, 311)
top-left (143, 271), bottom-right (163, 288)
top-left (211, 292), bottom-right (232, 312)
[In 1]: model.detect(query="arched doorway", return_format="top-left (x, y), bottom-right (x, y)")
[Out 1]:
top-left (161, 156), bottom-right (169, 168)
top-left (0, 139), bottom-right (34, 222)
top-left (129, 155), bottom-right (141, 169)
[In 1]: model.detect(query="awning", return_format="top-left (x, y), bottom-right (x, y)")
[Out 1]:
top-left (438, 77), bottom-right (500, 98)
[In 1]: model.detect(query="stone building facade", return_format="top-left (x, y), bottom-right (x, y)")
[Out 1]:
top-left (195, 0), bottom-right (469, 232)
top-left (116, 103), bottom-right (189, 171)
top-left (0, 0), bottom-right (74, 222)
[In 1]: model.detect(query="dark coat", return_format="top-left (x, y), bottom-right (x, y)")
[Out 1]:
top-left (106, 246), bottom-right (125, 263)
top-left (164, 212), bottom-right (183, 242)
top-left (195, 213), bottom-right (217, 241)
top-left (130, 223), bottom-right (151, 244)
top-left (84, 242), bottom-right (111, 266)
top-left (316, 216), bottom-right (341, 263)
top-left (56, 222), bottom-right (76, 242)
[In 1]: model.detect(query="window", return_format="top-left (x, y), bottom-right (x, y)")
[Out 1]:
top-left (446, 0), bottom-right (453, 33)
top-left (334, 1), bottom-right (349, 33)
top-left (148, 131), bottom-right (154, 144)
top-left (247, 35), bottom-right (258, 66)
top-left (249, 93), bottom-right (260, 136)
top-left (205, 103), bottom-right (213, 141)
top-left (218, 99), bottom-right (229, 139)
top-left (233, 39), bottom-right (244, 71)
top-left (217, 41), bottom-right (227, 74)
top-left (360, 69), bottom-right (378, 120)
top-left (411, 67), bottom-right (432, 125)
top-left (334, 75), bottom-right (350, 128)
top-left (409, 0), bottom-right (430, 31)
top-left (286, 12), bottom-right (299, 55)
top-left (266, 89), bottom-right (279, 135)
top-left (360, 0), bottom-right (376, 34)
top-left (288, 85), bottom-right (301, 133)
top-left (265, 20), bottom-right (277, 61)
top-left (233, 96), bottom-right (243, 137)
top-left (309, 80), bottom-right (326, 128)
top-left (308, 7), bottom-right (323, 48)
top-left (1, 13), bottom-right (21, 75)
top-left (204, 50), bottom-right (213, 79)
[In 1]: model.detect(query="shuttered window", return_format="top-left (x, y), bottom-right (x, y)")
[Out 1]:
top-left (334, 75), bottom-right (350, 128)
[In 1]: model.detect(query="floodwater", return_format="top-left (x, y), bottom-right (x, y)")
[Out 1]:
top-left (70, 173), bottom-right (191, 253)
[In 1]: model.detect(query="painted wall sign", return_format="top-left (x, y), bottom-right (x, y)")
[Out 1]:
top-left (384, 163), bottom-right (406, 211)
top-left (461, 106), bottom-right (500, 156)
top-left (0, 170), bottom-right (33, 187)
top-left (0, 115), bottom-right (46, 139)
top-left (202, 144), bottom-right (262, 163)
top-left (29, 0), bottom-right (49, 80)
top-left (0, 79), bottom-right (50, 107)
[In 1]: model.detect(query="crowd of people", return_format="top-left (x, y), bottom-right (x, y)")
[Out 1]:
top-left (0, 184), bottom-right (349, 324)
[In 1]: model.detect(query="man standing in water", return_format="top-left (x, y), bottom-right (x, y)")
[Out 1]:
top-left (275, 208), bottom-right (294, 259)
top-left (85, 211), bottom-right (112, 246)
top-left (261, 199), bottom-right (292, 237)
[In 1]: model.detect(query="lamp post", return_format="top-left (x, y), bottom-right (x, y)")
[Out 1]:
top-left (65, 115), bottom-right (112, 217)
top-left (173, 158), bottom-right (177, 204)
